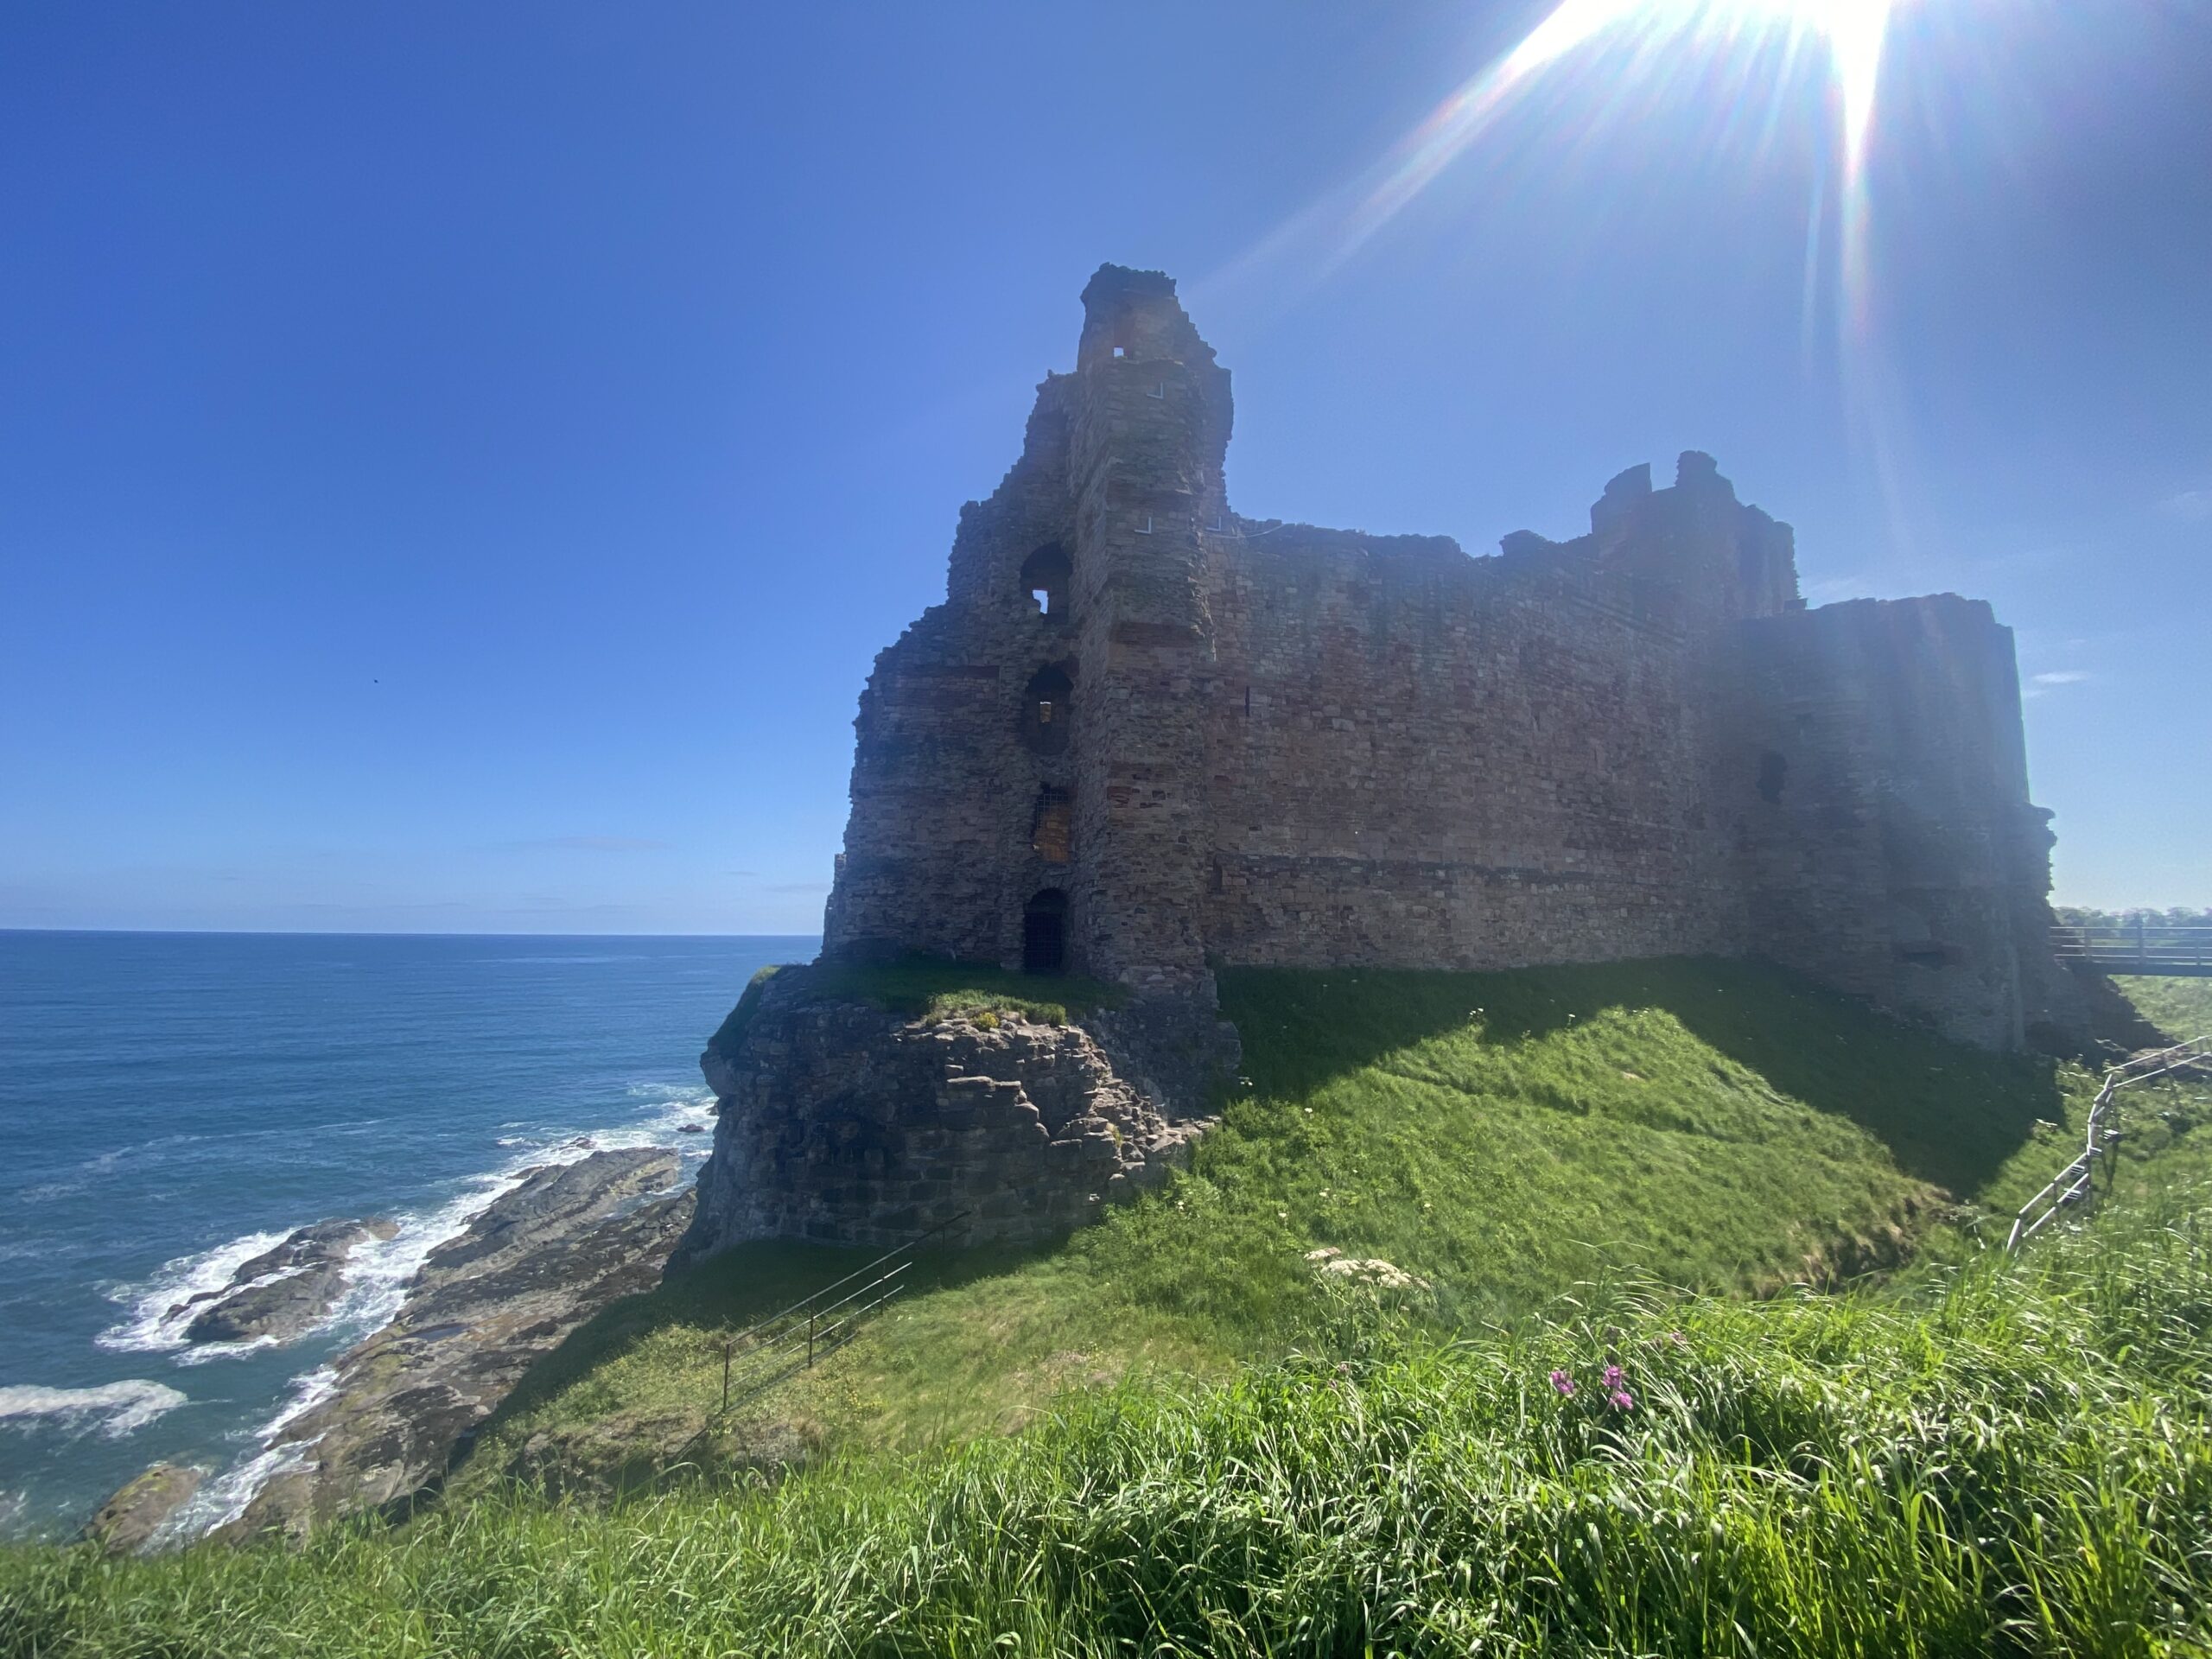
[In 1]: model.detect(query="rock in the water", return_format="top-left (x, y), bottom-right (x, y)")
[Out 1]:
top-left (178, 1217), bottom-right (398, 1345)
top-left (227, 1148), bottom-right (690, 1539)
top-left (82, 1462), bottom-right (205, 1556)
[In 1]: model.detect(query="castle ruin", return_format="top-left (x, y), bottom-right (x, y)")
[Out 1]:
top-left (680, 264), bottom-right (2090, 1258)
top-left (821, 264), bottom-right (2080, 1053)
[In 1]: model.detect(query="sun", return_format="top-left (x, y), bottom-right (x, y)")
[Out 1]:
top-left (1213, 0), bottom-right (1904, 327)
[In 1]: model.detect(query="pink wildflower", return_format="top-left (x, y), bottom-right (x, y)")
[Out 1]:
top-left (1548, 1369), bottom-right (1575, 1397)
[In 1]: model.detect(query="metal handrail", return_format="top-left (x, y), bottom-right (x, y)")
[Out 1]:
top-left (2006, 1037), bottom-right (2210, 1250)
top-left (713, 1211), bottom-right (969, 1413)
top-left (2051, 922), bottom-right (2212, 976)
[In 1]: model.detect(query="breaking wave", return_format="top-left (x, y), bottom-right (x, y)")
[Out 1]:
top-left (96, 1231), bottom-right (293, 1355)
top-left (80, 1076), bottom-right (716, 1535)
top-left (173, 1365), bottom-right (340, 1541)
top-left (0, 1381), bottom-right (188, 1440)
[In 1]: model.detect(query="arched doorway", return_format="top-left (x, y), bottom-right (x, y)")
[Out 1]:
top-left (1022, 889), bottom-right (1069, 976)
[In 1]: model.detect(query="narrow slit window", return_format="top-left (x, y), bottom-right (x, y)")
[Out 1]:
top-left (1020, 664), bottom-right (1073, 754)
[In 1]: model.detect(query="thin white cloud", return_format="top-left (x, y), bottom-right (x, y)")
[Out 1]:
top-left (2024, 669), bottom-right (2094, 701)
top-left (2157, 488), bottom-right (2210, 523)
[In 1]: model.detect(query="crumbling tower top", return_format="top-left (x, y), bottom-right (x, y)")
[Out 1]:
top-left (1076, 264), bottom-right (1217, 374)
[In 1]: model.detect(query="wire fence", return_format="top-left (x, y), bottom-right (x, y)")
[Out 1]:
top-left (712, 1211), bottom-right (970, 1415)
top-left (2007, 1037), bottom-right (2210, 1251)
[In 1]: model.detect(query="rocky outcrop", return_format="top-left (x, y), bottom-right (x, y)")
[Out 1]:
top-left (677, 968), bottom-right (1223, 1262)
top-left (229, 1149), bottom-right (690, 1538)
top-left (176, 1217), bottom-right (399, 1344)
top-left (81, 1462), bottom-right (206, 1555)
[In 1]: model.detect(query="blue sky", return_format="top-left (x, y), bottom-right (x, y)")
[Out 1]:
top-left (3, 1), bottom-right (2205, 933)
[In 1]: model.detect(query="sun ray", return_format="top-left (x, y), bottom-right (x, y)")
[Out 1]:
top-left (1203, 0), bottom-right (1901, 332)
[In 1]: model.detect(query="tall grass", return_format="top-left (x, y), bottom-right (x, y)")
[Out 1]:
top-left (9, 1181), bottom-right (2210, 1656)
top-left (442, 958), bottom-right (2107, 1497)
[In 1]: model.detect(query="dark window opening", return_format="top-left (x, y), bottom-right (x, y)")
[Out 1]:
top-left (1756, 750), bottom-right (1789, 804)
top-left (1031, 787), bottom-right (1072, 864)
top-left (1897, 944), bottom-right (1950, 968)
top-left (1020, 543), bottom-right (1071, 620)
top-left (1020, 664), bottom-right (1074, 755)
top-left (1022, 889), bottom-right (1069, 975)
top-left (1110, 315), bottom-right (1135, 359)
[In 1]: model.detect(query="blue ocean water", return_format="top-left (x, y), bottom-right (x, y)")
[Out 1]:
top-left (0, 930), bottom-right (811, 1542)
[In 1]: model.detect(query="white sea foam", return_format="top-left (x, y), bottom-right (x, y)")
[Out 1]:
top-left (173, 1365), bottom-right (340, 1541)
top-left (0, 1380), bottom-right (188, 1440)
top-left (150, 1078), bottom-right (716, 1534)
top-left (96, 1230), bottom-right (293, 1355)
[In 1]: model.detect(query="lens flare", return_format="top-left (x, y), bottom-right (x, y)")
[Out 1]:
top-left (1207, 0), bottom-right (1899, 327)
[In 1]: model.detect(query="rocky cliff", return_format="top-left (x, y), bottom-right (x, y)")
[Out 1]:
top-left (676, 967), bottom-right (1227, 1259)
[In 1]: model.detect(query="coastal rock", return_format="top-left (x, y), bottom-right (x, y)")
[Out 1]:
top-left (179, 1217), bottom-right (400, 1344)
top-left (228, 1148), bottom-right (691, 1539)
top-left (82, 1462), bottom-right (205, 1555)
top-left (675, 966), bottom-right (1224, 1262)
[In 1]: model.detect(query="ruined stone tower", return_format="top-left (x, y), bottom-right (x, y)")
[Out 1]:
top-left (820, 264), bottom-right (2080, 1052)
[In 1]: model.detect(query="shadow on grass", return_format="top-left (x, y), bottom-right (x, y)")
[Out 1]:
top-left (461, 1232), bottom-right (1064, 1466)
top-left (1217, 956), bottom-right (2064, 1203)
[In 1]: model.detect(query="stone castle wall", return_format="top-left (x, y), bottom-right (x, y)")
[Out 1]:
top-left (1196, 471), bottom-right (1761, 972)
top-left (821, 264), bottom-right (2077, 1053)
top-left (1725, 595), bottom-right (2078, 1049)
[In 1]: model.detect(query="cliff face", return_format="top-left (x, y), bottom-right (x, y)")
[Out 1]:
top-left (676, 969), bottom-right (1219, 1260)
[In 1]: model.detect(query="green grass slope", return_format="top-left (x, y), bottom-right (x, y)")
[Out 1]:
top-left (443, 957), bottom-right (2099, 1494)
top-left (2113, 974), bottom-right (2212, 1043)
top-left (13, 1173), bottom-right (2212, 1657)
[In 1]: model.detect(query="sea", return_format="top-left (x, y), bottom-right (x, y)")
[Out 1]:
top-left (0, 930), bottom-right (814, 1543)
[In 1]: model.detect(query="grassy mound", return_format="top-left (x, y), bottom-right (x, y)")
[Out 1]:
top-left (11, 1175), bottom-right (2211, 1656)
top-left (443, 957), bottom-right (2108, 1493)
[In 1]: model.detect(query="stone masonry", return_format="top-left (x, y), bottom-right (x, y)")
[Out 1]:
top-left (821, 264), bottom-right (2082, 1054)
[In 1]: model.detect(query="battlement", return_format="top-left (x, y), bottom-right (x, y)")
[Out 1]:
top-left (819, 267), bottom-right (2080, 1053)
